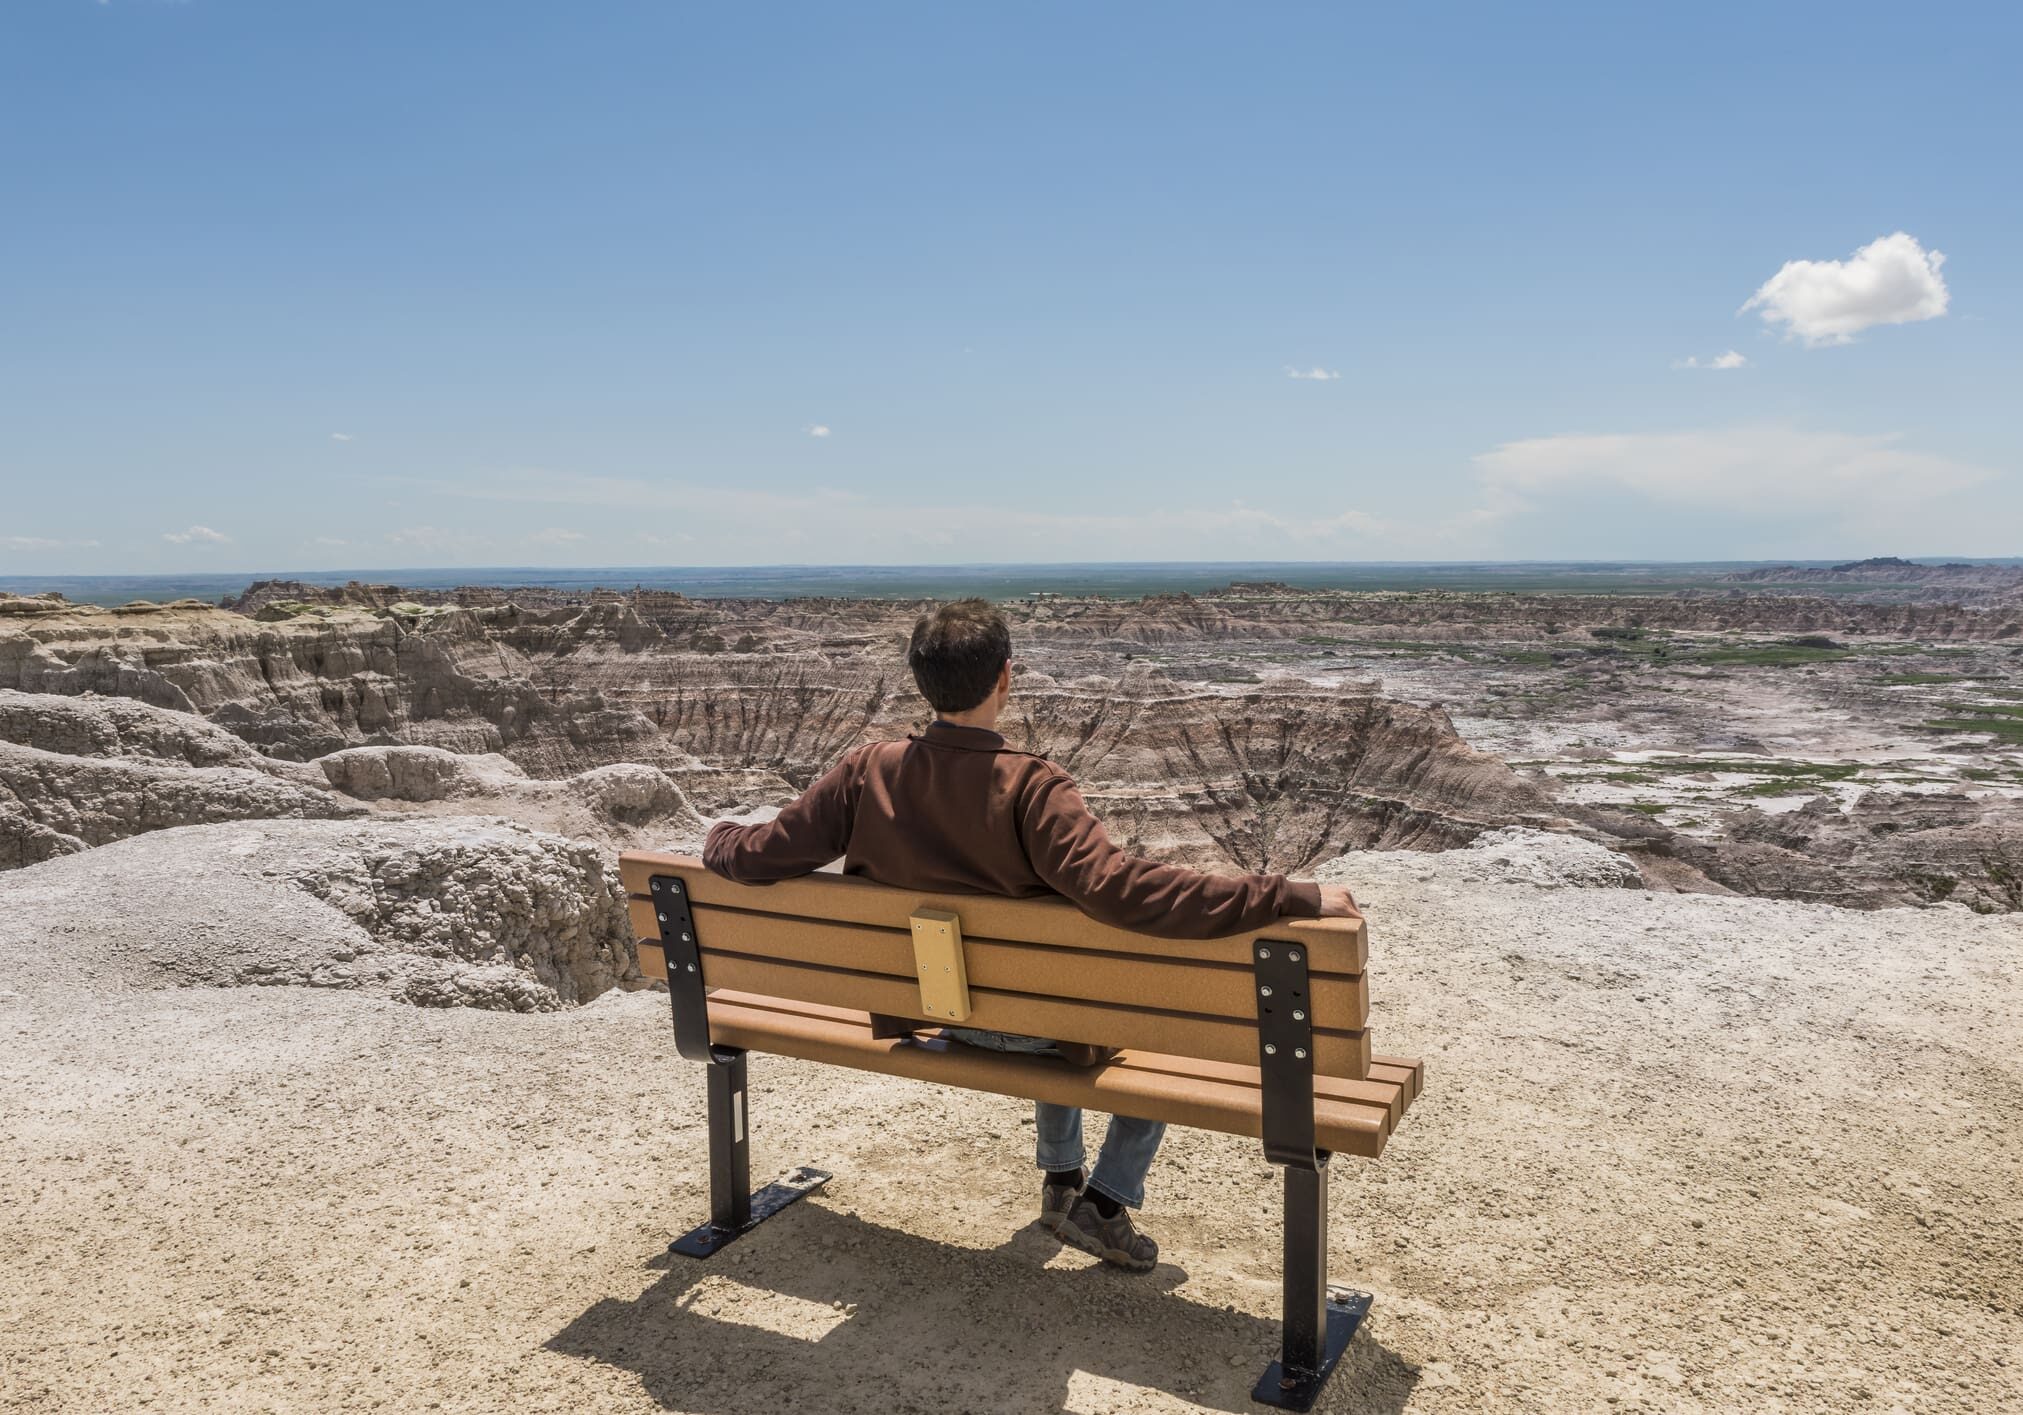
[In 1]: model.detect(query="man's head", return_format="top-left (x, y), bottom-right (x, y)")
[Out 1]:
top-left (908, 598), bottom-right (1012, 717)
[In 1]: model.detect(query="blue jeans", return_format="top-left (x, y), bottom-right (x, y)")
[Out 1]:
top-left (943, 1027), bottom-right (1166, 1209)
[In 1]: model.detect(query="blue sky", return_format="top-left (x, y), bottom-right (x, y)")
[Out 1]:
top-left (2, 1), bottom-right (2018, 573)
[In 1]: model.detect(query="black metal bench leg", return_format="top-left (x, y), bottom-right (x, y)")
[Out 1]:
top-left (708, 1048), bottom-right (752, 1230)
top-left (1253, 1155), bottom-right (1372, 1411)
top-left (670, 1048), bottom-right (830, 1258)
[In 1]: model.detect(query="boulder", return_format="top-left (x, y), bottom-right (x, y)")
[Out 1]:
top-left (0, 816), bottom-right (644, 1011)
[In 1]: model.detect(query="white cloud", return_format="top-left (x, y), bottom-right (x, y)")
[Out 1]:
top-left (1740, 232), bottom-right (1949, 346)
top-left (330, 432), bottom-right (353, 442)
top-left (1464, 424), bottom-right (1995, 551)
top-left (310, 537), bottom-right (349, 547)
top-left (2, 536), bottom-right (102, 552)
top-left (1284, 366), bottom-right (1341, 381)
top-left (162, 525), bottom-right (230, 545)
top-left (526, 528), bottom-right (587, 545)
top-left (806, 424), bottom-right (832, 438)
top-left (1674, 350), bottom-right (1748, 370)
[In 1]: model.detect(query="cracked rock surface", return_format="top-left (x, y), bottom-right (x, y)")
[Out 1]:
top-left (4, 816), bottom-right (647, 1011)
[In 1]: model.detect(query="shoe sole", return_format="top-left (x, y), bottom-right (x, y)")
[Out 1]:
top-left (1056, 1216), bottom-right (1157, 1273)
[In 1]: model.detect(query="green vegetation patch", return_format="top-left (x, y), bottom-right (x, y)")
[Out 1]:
top-left (1683, 643), bottom-right (1852, 667)
top-left (1574, 632), bottom-right (1860, 668)
top-left (1297, 635), bottom-right (1479, 655)
top-left (1638, 758), bottom-right (1862, 782)
top-left (1944, 702), bottom-right (2023, 719)
top-left (1928, 712), bottom-right (2023, 745)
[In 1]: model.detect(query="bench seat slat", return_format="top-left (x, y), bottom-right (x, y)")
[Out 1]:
top-left (1369, 1055), bottom-right (1425, 1103)
top-left (628, 897), bottom-right (1368, 1025)
top-left (686, 951), bottom-right (1370, 1078)
top-left (619, 853), bottom-right (1366, 973)
top-left (701, 991), bottom-right (1397, 1159)
top-left (1096, 1050), bottom-right (1415, 1128)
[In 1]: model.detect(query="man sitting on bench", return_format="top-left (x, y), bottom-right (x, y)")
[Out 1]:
top-left (703, 599), bottom-right (1360, 1272)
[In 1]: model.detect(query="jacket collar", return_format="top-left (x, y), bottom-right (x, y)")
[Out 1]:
top-left (914, 719), bottom-right (1007, 751)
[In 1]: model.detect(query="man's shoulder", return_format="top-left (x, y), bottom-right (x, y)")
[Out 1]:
top-left (997, 748), bottom-right (1076, 792)
top-left (875, 733), bottom-right (1073, 783)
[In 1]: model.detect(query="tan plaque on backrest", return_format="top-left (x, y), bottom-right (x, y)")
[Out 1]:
top-left (908, 908), bottom-right (971, 1022)
top-left (623, 852), bottom-right (1370, 1079)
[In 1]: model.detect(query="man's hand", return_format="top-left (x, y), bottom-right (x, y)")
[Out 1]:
top-left (1317, 884), bottom-right (1362, 921)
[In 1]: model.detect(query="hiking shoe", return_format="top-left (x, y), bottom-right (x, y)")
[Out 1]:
top-left (1040, 1177), bottom-right (1083, 1234)
top-left (1057, 1196), bottom-right (1158, 1272)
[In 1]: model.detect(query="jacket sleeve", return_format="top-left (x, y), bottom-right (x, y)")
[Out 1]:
top-left (702, 751), bottom-right (860, 883)
top-left (1016, 770), bottom-right (1323, 939)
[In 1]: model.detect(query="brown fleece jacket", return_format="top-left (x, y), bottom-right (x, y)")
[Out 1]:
top-left (702, 720), bottom-right (1322, 939)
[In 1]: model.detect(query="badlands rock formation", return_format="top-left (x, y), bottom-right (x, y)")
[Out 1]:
top-left (0, 688), bottom-right (362, 868)
top-left (2, 582), bottom-right (2018, 909)
top-left (6, 814), bottom-right (651, 1011)
top-left (318, 745), bottom-right (705, 839)
top-left (0, 593), bottom-right (1561, 878)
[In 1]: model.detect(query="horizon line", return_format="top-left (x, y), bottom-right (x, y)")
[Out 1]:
top-left (7, 553), bottom-right (2023, 583)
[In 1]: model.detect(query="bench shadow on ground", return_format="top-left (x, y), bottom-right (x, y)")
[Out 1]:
top-left (548, 1202), bottom-right (1419, 1415)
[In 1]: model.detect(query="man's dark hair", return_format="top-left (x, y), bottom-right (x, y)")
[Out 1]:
top-left (907, 599), bottom-right (1012, 713)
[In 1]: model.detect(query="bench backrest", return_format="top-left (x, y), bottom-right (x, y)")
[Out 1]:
top-left (619, 852), bottom-right (1371, 1080)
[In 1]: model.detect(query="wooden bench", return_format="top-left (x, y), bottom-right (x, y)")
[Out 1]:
top-left (620, 850), bottom-right (1423, 1412)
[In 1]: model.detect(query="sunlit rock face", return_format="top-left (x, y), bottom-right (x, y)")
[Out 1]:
top-left (0, 814), bottom-right (644, 1011)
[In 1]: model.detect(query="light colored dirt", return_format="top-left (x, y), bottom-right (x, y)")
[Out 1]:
top-left (2, 844), bottom-right (2018, 1414)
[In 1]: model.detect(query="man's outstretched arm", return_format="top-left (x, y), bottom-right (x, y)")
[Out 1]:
top-left (1018, 771), bottom-right (1351, 939)
top-left (702, 751), bottom-right (860, 883)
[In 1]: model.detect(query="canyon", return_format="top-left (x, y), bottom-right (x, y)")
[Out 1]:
top-left (4, 572), bottom-right (2019, 913)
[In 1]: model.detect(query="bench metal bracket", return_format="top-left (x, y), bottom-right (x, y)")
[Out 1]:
top-left (1252, 1155), bottom-right (1373, 1410)
top-left (667, 1046), bottom-right (832, 1258)
top-left (650, 876), bottom-right (830, 1257)
top-left (1252, 937), bottom-right (1318, 1169)
top-left (1251, 939), bottom-right (1373, 1409)
top-left (649, 873), bottom-right (713, 1062)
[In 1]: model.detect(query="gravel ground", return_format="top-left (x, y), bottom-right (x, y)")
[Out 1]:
top-left (2, 836), bottom-right (2018, 1414)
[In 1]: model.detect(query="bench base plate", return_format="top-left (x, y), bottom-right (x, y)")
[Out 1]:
top-left (668, 1166), bottom-right (832, 1259)
top-left (1251, 1289), bottom-right (1371, 1412)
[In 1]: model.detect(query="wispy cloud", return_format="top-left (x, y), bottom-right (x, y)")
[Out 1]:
top-left (1674, 350), bottom-right (1748, 370)
top-left (526, 528), bottom-right (587, 545)
top-left (1462, 423), bottom-right (1995, 552)
top-left (385, 467), bottom-right (1392, 562)
top-left (384, 526), bottom-right (489, 553)
top-left (806, 424), bottom-right (832, 438)
top-left (1741, 232), bottom-right (1949, 346)
top-left (330, 432), bottom-right (353, 442)
top-left (310, 537), bottom-right (349, 547)
top-left (2, 536), bottom-right (102, 552)
top-left (1284, 366), bottom-right (1341, 381)
top-left (162, 525), bottom-right (230, 545)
